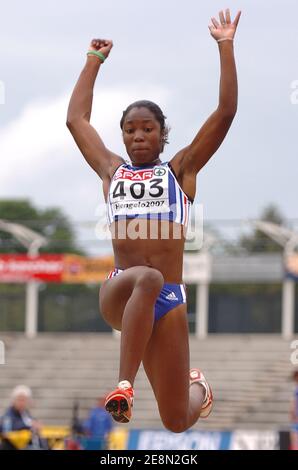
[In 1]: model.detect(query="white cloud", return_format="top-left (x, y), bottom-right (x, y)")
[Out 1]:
top-left (0, 85), bottom-right (170, 221)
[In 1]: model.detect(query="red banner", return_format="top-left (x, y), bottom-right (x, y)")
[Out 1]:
top-left (0, 254), bottom-right (114, 283)
top-left (0, 255), bottom-right (64, 282)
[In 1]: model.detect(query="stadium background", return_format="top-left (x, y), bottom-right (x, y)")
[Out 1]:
top-left (1, 0), bottom-right (298, 451)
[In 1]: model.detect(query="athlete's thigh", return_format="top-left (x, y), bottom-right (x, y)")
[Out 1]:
top-left (99, 266), bottom-right (159, 330)
top-left (142, 304), bottom-right (190, 421)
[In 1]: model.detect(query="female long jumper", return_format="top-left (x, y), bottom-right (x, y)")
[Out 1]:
top-left (67, 9), bottom-right (241, 431)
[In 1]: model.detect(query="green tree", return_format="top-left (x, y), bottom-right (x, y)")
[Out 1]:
top-left (239, 204), bottom-right (285, 253)
top-left (0, 200), bottom-right (107, 333)
top-left (0, 199), bottom-right (84, 254)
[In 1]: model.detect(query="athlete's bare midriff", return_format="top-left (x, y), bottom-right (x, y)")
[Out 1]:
top-left (110, 219), bottom-right (186, 283)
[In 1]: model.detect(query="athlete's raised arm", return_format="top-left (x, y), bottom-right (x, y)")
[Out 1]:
top-left (66, 39), bottom-right (124, 180)
top-left (171, 9), bottom-right (241, 194)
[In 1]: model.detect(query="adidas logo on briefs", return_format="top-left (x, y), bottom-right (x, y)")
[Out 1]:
top-left (166, 292), bottom-right (178, 301)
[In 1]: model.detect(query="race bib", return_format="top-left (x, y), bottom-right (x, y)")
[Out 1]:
top-left (109, 166), bottom-right (170, 217)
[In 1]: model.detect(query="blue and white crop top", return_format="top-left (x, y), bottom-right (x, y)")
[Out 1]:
top-left (107, 162), bottom-right (191, 227)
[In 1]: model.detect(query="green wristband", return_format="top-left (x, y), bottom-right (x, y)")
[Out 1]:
top-left (87, 50), bottom-right (106, 63)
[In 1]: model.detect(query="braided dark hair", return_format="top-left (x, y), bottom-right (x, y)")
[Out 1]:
top-left (120, 100), bottom-right (170, 153)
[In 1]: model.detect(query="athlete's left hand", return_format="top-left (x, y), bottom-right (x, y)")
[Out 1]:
top-left (208, 9), bottom-right (241, 41)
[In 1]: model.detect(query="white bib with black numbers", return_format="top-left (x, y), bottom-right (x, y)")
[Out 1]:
top-left (106, 162), bottom-right (191, 227)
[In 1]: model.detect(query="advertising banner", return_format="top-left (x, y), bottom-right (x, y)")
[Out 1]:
top-left (62, 255), bottom-right (114, 283)
top-left (0, 254), bottom-right (63, 282)
top-left (127, 430), bottom-right (231, 450)
top-left (0, 254), bottom-right (114, 283)
top-left (229, 430), bottom-right (279, 450)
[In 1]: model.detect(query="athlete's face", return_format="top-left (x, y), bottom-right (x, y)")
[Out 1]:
top-left (122, 107), bottom-right (164, 164)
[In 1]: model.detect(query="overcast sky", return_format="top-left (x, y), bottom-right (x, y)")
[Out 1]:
top-left (0, 0), bottom-right (297, 252)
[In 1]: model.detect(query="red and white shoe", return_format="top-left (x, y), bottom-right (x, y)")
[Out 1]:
top-left (189, 368), bottom-right (213, 418)
top-left (105, 380), bottom-right (134, 423)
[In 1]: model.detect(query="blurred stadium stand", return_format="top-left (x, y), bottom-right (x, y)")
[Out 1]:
top-left (0, 333), bottom-right (296, 431)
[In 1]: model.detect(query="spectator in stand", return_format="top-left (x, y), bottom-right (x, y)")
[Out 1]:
top-left (83, 396), bottom-right (113, 448)
top-left (0, 385), bottom-right (45, 450)
top-left (290, 370), bottom-right (298, 450)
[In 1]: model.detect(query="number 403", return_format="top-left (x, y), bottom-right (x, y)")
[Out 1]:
top-left (112, 178), bottom-right (163, 200)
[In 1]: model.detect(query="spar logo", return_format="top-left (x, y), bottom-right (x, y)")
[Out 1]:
top-left (114, 168), bottom-right (154, 181)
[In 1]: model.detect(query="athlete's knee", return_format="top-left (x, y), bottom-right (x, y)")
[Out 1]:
top-left (162, 416), bottom-right (189, 434)
top-left (135, 267), bottom-right (164, 296)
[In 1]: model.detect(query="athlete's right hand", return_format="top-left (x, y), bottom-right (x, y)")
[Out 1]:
top-left (88, 38), bottom-right (113, 59)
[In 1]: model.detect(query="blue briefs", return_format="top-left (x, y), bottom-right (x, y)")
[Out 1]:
top-left (107, 268), bottom-right (187, 322)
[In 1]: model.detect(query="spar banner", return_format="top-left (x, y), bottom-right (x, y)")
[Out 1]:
top-left (285, 254), bottom-right (298, 280)
top-left (0, 254), bottom-right (114, 283)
